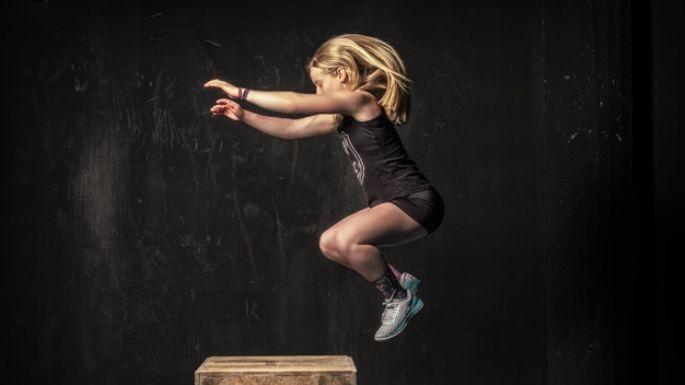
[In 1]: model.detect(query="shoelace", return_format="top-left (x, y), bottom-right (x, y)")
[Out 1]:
top-left (381, 292), bottom-right (401, 324)
top-left (381, 291), bottom-right (396, 307)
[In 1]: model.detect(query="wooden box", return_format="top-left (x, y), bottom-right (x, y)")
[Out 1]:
top-left (194, 355), bottom-right (357, 385)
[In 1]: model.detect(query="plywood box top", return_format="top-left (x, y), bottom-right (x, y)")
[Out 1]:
top-left (195, 356), bottom-right (357, 375)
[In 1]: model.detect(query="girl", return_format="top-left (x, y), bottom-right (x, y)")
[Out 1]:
top-left (204, 33), bottom-right (444, 342)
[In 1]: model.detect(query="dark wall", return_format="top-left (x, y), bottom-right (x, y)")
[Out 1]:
top-left (544, 1), bottom-right (642, 384)
top-left (3, 0), bottom-right (673, 384)
top-left (652, 1), bottom-right (683, 384)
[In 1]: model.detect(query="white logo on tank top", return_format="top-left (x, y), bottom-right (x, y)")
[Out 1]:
top-left (339, 131), bottom-right (365, 185)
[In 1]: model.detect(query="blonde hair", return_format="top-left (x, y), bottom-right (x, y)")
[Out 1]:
top-left (306, 33), bottom-right (412, 127)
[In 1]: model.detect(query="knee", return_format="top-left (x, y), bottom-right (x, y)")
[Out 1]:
top-left (318, 230), bottom-right (338, 259)
top-left (319, 230), bottom-right (354, 261)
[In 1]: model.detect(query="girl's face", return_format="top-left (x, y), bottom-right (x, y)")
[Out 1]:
top-left (309, 66), bottom-right (348, 95)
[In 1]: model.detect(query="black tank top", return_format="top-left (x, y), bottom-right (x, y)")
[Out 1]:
top-left (336, 111), bottom-right (432, 207)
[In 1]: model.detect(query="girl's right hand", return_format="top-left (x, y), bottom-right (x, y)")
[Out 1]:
top-left (210, 98), bottom-right (244, 121)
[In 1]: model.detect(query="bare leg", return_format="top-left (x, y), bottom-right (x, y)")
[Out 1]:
top-left (318, 202), bottom-right (428, 281)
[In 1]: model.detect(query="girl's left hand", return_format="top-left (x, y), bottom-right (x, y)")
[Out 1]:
top-left (203, 79), bottom-right (239, 99)
top-left (209, 98), bottom-right (244, 121)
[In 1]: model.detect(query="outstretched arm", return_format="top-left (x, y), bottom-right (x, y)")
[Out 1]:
top-left (204, 79), bottom-right (368, 115)
top-left (210, 98), bottom-right (338, 140)
top-left (242, 110), bottom-right (339, 139)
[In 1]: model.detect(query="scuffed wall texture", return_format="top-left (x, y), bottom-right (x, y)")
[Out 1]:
top-left (5, 0), bottom-right (676, 384)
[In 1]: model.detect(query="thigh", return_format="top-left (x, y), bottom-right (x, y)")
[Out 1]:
top-left (330, 205), bottom-right (373, 229)
top-left (327, 202), bottom-right (428, 248)
top-left (391, 188), bottom-right (445, 235)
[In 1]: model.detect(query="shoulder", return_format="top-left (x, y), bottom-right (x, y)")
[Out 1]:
top-left (328, 89), bottom-right (375, 105)
top-left (349, 90), bottom-right (383, 122)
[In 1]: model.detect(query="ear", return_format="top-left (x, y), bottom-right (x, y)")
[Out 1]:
top-left (335, 68), bottom-right (349, 84)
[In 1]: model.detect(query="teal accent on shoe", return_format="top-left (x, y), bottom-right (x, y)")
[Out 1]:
top-left (400, 272), bottom-right (422, 295)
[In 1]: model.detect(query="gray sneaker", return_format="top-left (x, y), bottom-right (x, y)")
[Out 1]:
top-left (399, 272), bottom-right (422, 295)
top-left (373, 290), bottom-right (424, 341)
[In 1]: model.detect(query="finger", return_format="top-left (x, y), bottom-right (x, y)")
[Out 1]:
top-left (216, 98), bottom-right (232, 105)
top-left (212, 107), bottom-right (227, 115)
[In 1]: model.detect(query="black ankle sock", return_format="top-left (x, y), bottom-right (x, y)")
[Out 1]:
top-left (373, 266), bottom-right (407, 300)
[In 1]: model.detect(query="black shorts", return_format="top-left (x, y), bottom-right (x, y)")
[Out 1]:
top-left (390, 188), bottom-right (445, 235)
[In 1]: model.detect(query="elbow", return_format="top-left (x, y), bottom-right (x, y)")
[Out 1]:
top-left (287, 102), bottom-right (299, 115)
top-left (284, 93), bottom-right (299, 115)
top-left (280, 121), bottom-right (299, 141)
